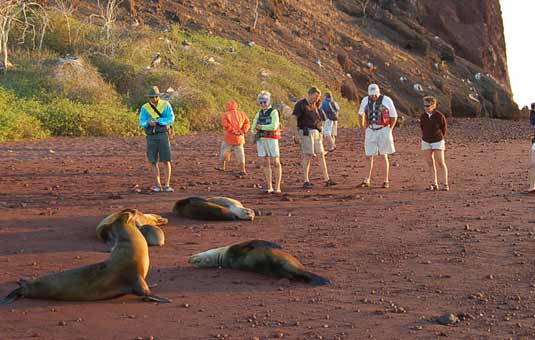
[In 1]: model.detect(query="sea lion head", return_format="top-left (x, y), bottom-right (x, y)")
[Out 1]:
top-left (235, 207), bottom-right (255, 221)
top-left (135, 213), bottom-right (168, 227)
top-left (96, 208), bottom-right (141, 241)
top-left (112, 209), bottom-right (138, 232)
top-left (188, 246), bottom-right (230, 268)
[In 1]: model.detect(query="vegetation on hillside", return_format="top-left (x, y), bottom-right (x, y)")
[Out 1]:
top-left (0, 6), bottom-right (358, 142)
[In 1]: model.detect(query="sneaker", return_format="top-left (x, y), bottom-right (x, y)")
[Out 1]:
top-left (325, 179), bottom-right (337, 187)
top-left (303, 182), bottom-right (313, 189)
top-left (151, 186), bottom-right (162, 192)
top-left (264, 188), bottom-right (274, 194)
top-left (441, 184), bottom-right (449, 192)
top-left (358, 181), bottom-right (371, 188)
top-left (382, 182), bottom-right (389, 189)
top-left (163, 186), bottom-right (174, 192)
top-left (427, 184), bottom-right (439, 191)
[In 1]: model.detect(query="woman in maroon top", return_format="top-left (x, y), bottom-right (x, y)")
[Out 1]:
top-left (420, 96), bottom-right (449, 191)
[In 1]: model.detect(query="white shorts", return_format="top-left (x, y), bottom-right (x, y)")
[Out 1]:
top-left (531, 142), bottom-right (535, 151)
top-left (421, 140), bottom-right (445, 151)
top-left (323, 119), bottom-right (338, 137)
top-left (299, 129), bottom-right (324, 155)
top-left (364, 126), bottom-right (395, 156)
top-left (256, 138), bottom-right (280, 157)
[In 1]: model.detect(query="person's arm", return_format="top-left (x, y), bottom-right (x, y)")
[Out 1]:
top-left (241, 115), bottom-right (250, 134)
top-left (260, 109), bottom-right (280, 130)
top-left (420, 113), bottom-right (424, 132)
top-left (222, 113), bottom-right (234, 133)
top-left (441, 114), bottom-right (448, 137)
top-left (251, 113), bottom-right (259, 135)
top-left (139, 107), bottom-right (151, 128)
top-left (358, 98), bottom-right (367, 128)
top-left (385, 97), bottom-right (398, 130)
top-left (157, 102), bottom-right (174, 125)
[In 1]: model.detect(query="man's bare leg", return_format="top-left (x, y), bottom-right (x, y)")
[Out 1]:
top-left (263, 157), bottom-right (273, 192)
top-left (273, 157), bottom-right (282, 192)
top-left (151, 162), bottom-right (162, 189)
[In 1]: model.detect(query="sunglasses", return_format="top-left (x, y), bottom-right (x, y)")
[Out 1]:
top-left (258, 100), bottom-right (268, 104)
top-left (424, 104), bottom-right (433, 107)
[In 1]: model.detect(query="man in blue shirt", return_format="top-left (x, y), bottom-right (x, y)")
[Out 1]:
top-left (139, 86), bottom-right (175, 192)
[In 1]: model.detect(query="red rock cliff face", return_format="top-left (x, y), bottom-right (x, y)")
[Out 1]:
top-left (419, 0), bottom-right (510, 91)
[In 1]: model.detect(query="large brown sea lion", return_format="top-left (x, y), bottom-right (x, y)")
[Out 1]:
top-left (206, 197), bottom-right (255, 221)
top-left (172, 197), bottom-right (237, 221)
top-left (96, 209), bottom-right (168, 248)
top-left (188, 240), bottom-right (330, 285)
top-left (1, 211), bottom-right (171, 304)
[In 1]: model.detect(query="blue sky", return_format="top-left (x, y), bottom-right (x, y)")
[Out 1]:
top-left (501, 0), bottom-right (534, 108)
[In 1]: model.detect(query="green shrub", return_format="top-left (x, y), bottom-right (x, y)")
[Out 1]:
top-left (33, 98), bottom-right (140, 137)
top-left (0, 90), bottom-right (50, 142)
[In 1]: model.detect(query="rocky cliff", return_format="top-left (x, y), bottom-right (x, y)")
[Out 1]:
top-left (123, 0), bottom-right (519, 118)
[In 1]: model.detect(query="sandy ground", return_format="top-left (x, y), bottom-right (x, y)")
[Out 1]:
top-left (1, 118), bottom-right (535, 340)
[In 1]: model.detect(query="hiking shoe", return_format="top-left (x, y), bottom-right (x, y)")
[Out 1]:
top-left (303, 182), bottom-right (313, 189)
top-left (325, 179), bottom-right (337, 187)
top-left (151, 186), bottom-right (162, 193)
top-left (358, 181), bottom-right (370, 188)
top-left (427, 184), bottom-right (439, 191)
top-left (163, 186), bottom-right (174, 192)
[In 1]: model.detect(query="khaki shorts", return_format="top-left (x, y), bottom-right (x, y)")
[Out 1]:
top-left (256, 138), bottom-right (280, 157)
top-left (421, 140), bottom-right (445, 151)
top-left (323, 119), bottom-right (338, 137)
top-left (220, 141), bottom-right (245, 163)
top-left (146, 133), bottom-right (172, 163)
top-left (364, 126), bottom-right (395, 156)
top-left (299, 129), bottom-right (324, 155)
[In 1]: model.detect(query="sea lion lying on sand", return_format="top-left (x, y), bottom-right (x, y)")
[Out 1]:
top-left (1, 210), bottom-right (171, 304)
top-left (96, 208), bottom-right (168, 248)
top-left (173, 197), bottom-right (254, 221)
top-left (189, 240), bottom-right (330, 285)
top-left (206, 197), bottom-right (255, 221)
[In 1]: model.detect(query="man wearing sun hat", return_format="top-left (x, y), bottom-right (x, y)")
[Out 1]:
top-left (357, 83), bottom-right (398, 189)
top-left (139, 86), bottom-right (175, 192)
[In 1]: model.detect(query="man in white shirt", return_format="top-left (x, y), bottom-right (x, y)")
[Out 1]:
top-left (357, 84), bottom-right (398, 189)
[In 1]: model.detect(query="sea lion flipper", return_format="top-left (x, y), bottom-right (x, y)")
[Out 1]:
top-left (142, 294), bottom-right (172, 303)
top-left (1, 287), bottom-right (22, 305)
top-left (131, 276), bottom-right (170, 303)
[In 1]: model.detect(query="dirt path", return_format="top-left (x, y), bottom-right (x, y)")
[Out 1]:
top-left (1, 119), bottom-right (534, 340)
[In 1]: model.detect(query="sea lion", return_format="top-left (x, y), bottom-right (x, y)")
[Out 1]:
top-left (96, 208), bottom-right (168, 248)
top-left (1, 210), bottom-right (171, 304)
top-left (139, 224), bottom-right (165, 247)
top-left (206, 197), bottom-right (255, 221)
top-left (172, 197), bottom-right (237, 221)
top-left (188, 240), bottom-right (330, 285)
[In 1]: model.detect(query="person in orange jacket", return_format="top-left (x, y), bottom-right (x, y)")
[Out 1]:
top-left (216, 100), bottom-right (250, 176)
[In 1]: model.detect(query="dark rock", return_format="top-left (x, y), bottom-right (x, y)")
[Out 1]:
top-left (436, 313), bottom-right (459, 325)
